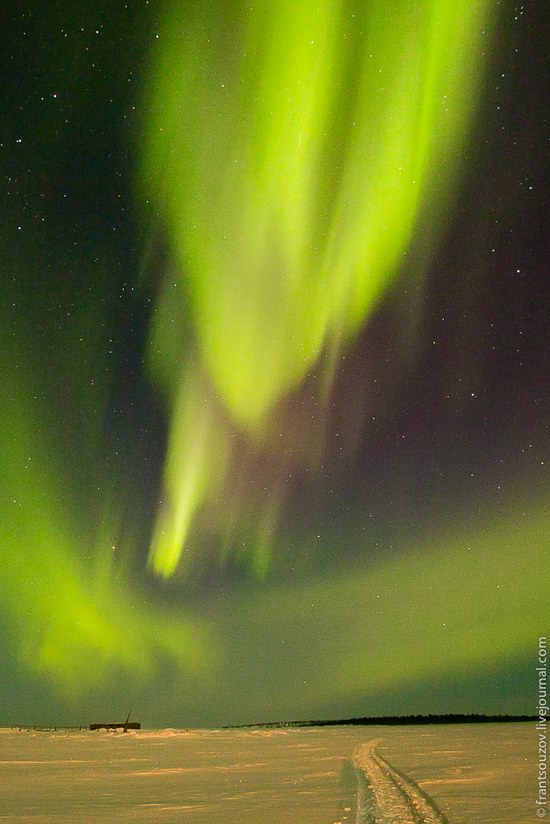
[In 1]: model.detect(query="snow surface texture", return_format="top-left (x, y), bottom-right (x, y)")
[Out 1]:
top-left (0, 723), bottom-right (534, 822)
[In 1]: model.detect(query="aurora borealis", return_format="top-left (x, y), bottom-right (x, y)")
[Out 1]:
top-left (1, 0), bottom-right (548, 727)
top-left (143, 0), bottom-right (493, 576)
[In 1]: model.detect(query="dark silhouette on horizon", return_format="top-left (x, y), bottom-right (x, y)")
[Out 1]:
top-left (224, 713), bottom-right (537, 730)
top-left (90, 710), bottom-right (140, 732)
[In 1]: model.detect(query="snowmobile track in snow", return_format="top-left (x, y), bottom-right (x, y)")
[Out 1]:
top-left (353, 739), bottom-right (449, 824)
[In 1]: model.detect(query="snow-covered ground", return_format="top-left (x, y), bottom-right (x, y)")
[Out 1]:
top-left (0, 722), bottom-right (534, 822)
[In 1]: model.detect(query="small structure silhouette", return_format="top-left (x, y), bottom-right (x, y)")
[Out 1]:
top-left (90, 711), bottom-right (140, 731)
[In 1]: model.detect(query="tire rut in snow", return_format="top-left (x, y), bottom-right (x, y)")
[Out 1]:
top-left (352, 739), bottom-right (449, 824)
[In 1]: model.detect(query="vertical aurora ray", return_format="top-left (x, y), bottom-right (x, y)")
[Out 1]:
top-left (142, 0), bottom-right (495, 576)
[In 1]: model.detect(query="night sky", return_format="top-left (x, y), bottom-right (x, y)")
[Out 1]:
top-left (1, 0), bottom-right (548, 728)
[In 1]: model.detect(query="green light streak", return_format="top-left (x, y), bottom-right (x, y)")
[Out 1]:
top-left (212, 497), bottom-right (548, 720)
top-left (0, 336), bottom-right (211, 696)
top-left (142, 0), bottom-right (494, 575)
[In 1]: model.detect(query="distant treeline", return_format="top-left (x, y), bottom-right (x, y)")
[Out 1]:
top-left (225, 713), bottom-right (537, 730)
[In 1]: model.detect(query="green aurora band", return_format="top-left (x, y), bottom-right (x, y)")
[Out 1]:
top-left (0, 328), bottom-right (211, 697)
top-left (142, 0), bottom-right (494, 576)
